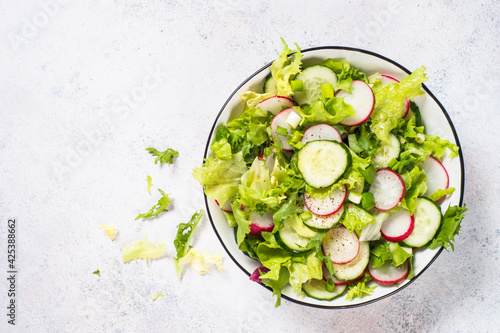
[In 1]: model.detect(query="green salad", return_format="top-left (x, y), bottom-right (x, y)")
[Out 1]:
top-left (193, 40), bottom-right (466, 306)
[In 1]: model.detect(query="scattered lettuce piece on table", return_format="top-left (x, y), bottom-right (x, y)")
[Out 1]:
top-left (123, 235), bottom-right (167, 263)
top-left (152, 292), bottom-right (164, 301)
top-left (429, 204), bottom-right (467, 251)
top-left (174, 210), bottom-right (202, 278)
top-left (175, 248), bottom-right (223, 278)
top-left (135, 189), bottom-right (171, 220)
top-left (93, 269), bottom-right (100, 277)
top-left (146, 147), bottom-right (179, 164)
top-left (99, 225), bottom-right (117, 240)
top-left (146, 175), bottom-right (153, 193)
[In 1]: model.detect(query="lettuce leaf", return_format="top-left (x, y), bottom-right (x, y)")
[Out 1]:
top-left (174, 210), bottom-right (204, 278)
top-left (175, 248), bottom-right (223, 278)
top-left (428, 204), bottom-right (467, 251)
top-left (400, 166), bottom-right (427, 214)
top-left (135, 189), bottom-right (171, 220)
top-left (428, 187), bottom-right (455, 201)
top-left (286, 251), bottom-right (323, 295)
top-left (342, 203), bottom-right (375, 236)
top-left (298, 99), bottom-right (355, 126)
top-left (371, 240), bottom-right (412, 268)
top-left (146, 147), bottom-right (179, 164)
top-left (146, 175), bottom-right (153, 193)
top-left (345, 273), bottom-right (376, 300)
top-left (239, 91), bottom-right (275, 109)
top-left (192, 152), bottom-right (248, 207)
top-left (270, 38), bottom-right (302, 97)
top-left (123, 235), bottom-right (167, 263)
top-left (370, 66), bottom-right (428, 143)
top-left (99, 225), bottom-right (117, 240)
top-left (321, 59), bottom-right (368, 91)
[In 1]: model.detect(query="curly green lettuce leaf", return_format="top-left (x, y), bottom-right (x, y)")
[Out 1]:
top-left (239, 91), bottom-right (276, 109)
top-left (174, 210), bottom-right (204, 278)
top-left (342, 203), bottom-right (375, 236)
top-left (298, 98), bottom-right (355, 126)
top-left (238, 157), bottom-right (285, 212)
top-left (192, 152), bottom-right (248, 207)
top-left (286, 250), bottom-right (323, 296)
top-left (428, 187), bottom-right (455, 201)
top-left (371, 240), bottom-right (412, 268)
top-left (263, 266), bottom-right (290, 307)
top-left (146, 147), bottom-right (179, 164)
top-left (428, 204), bottom-right (467, 251)
top-left (135, 189), bottom-right (171, 220)
top-left (370, 66), bottom-right (428, 142)
top-left (270, 38), bottom-right (302, 97)
top-left (321, 59), bottom-right (368, 91)
top-left (345, 273), bottom-right (377, 300)
top-left (211, 107), bottom-right (273, 162)
top-left (123, 235), bottom-right (167, 263)
top-left (93, 269), bottom-right (100, 277)
top-left (399, 166), bottom-right (427, 214)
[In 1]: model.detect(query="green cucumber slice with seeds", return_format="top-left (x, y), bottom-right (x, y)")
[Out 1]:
top-left (293, 65), bottom-right (338, 106)
top-left (302, 279), bottom-right (347, 301)
top-left (403, 197), bottom-right (442, 247)
top-left (297, 140), bottom-right (352, 188)
top-left (331, 241), bottom-right (370, 281)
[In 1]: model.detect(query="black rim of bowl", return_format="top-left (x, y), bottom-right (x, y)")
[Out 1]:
top-left (201, 46), bottom-right (465, 309)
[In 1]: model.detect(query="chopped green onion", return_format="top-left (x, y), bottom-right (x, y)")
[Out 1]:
top-left (276, 126), bottom-right (288, 137)
top-left (291, 80), bottom-right (304, 91)
top-left (321, 83), bottom-right (334, 99)
top-left (361, 192), bottom-right (376, 211)
top-left (358, 164), bottom-right (377, 184)
top-left (325, 278), bottom-right (336, 292)
top-left (299, 210), bottom-right (312, 222)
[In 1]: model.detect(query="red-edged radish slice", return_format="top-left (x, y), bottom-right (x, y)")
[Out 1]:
top-left (270, 108), bottom-right (300, 151)
top-left (304, 185), bottom-right (347, 216)
top-left (379, 74), bottom-right (399, 85)
top-left (336, 80), bottom-right (375, 126)
top-left (322, 226), bottom-right (360, 264)
top-left (421, 156), bottom-right (449, 199)
top-left (301, 124), bottom-right (342, 145)
top-left (369, 169), bottom-right (406, 211)
top-left (215, 199), bottom-right (232, 213)
top-left (249, 212), bottom-right (274, 236)
top-left (324, 267), bottom-right (366, 286)
top-left (378, 75), bottom-right (410, 117)
top-left (256, 95), bottom-right (295, 115)
top-left (368, 260), bottom-right (409, 285)
top-left (249, 265), bottom-right (270, 283)
top-left (380, 209), bottom-right (415, 242)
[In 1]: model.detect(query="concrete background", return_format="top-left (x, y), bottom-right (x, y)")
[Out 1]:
top-left (1, 0), bottom-right (498, 332)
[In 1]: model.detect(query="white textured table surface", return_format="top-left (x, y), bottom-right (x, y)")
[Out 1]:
top-left (1, 1), bottom-right (499, 332)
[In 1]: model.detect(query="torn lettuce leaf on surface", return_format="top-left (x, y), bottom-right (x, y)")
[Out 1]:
top-left (99, 225), bottom-right (117, 240)
top-left (123, 235), bottom-right (167, 263)
top-left (135, 189), bottom-right (171, 220)
top-left (146, 147), bottom-right (179, 165)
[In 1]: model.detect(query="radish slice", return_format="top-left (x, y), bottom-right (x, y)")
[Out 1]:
top-left (379, 75), bottom-right (410, 117)
top-left (380, 209), bottom-right (415, 242)
top-left (301, 124), bottom-right (342, 145)
top-left (336, 80), bottom-right (375, 126)
top-left (421, 156), bottom-right (449, 198)
top-left (215, 199), bottom-right (232, 213)
top-left (249, 212), bottom-right (274, 236)
top-left (368, 260), bottom-right (409, 285)
top-left (256, 95), bottom-right (295, 115)
top-left (270, 108), bottom-right (300, 151)
top-left (369, 169), bottom-right (406, 211)
top-left (324, 266), bottom-right (366, 286)
top-left (322, 226), bottom-right (360, 264)
top-left (304, 185), bottom-right (347, 216)
top-left (249, 265), bottom-right (270, 283)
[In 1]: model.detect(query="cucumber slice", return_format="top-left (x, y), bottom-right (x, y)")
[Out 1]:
top-left (297, 140), bottom-right (352, 188)
top-left (276, 220), bottom-right (311, 253)
top-left (371, 133), bottom-right (401, 169)
top-left (264, 75), bottom-right (278, 94)
top-left (302, 279), bottom-right (347, 301)
top-left (303, 205), bottom-right (345, 231)
top-left (293, 65), bottom-right (337, 105)
top-left (403, 197), bottom-right (442, 247)
top-left (331, 241), bottom-right (370, 281)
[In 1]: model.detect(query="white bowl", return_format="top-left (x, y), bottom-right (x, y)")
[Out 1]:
top-left (202, 47), bottom-right (465, 308)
